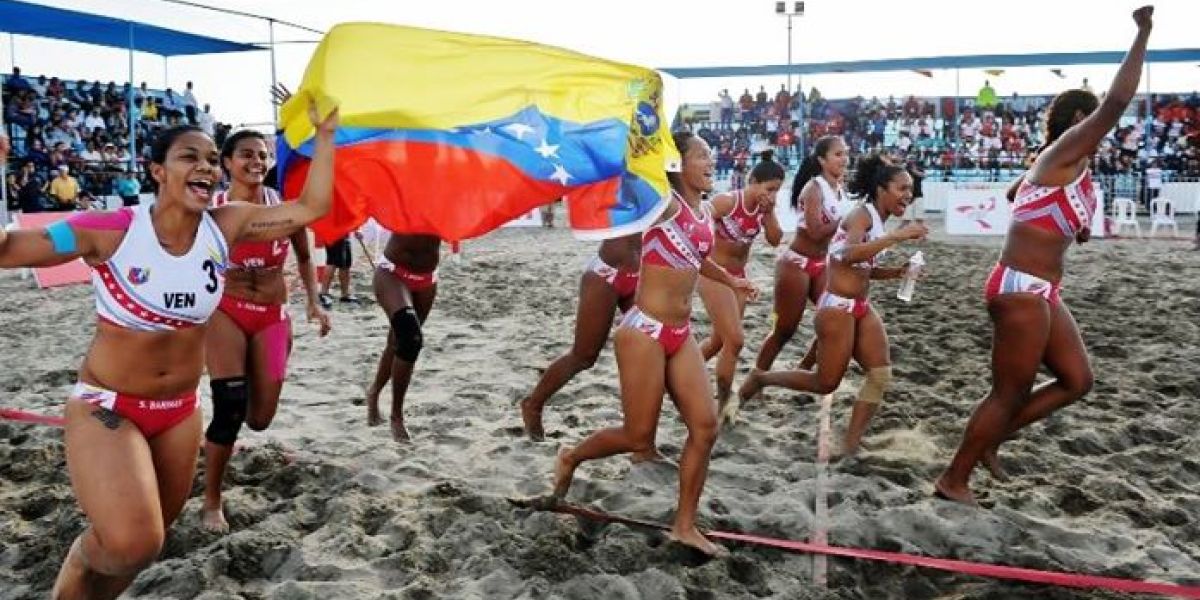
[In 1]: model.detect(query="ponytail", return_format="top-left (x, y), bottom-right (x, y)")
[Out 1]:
top-left (789, 135), bottom-right (841, 209)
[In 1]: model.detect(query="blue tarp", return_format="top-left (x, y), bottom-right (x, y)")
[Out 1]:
top-left (0, 0), bottom-right (261, 57)
top-left (661, 49), bottom-right (1200, 79)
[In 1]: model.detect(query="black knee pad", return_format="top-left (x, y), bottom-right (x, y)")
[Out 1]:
top-left (390, 307), bottom-right (423, 362)
top-left (205, 377), bottom-right (248, 446)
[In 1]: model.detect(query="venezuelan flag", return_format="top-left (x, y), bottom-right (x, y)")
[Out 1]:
top-left (277, 23), bottom-right (678, 244)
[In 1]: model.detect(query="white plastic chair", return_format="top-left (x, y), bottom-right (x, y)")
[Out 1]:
top-left (1149, 198), bottom-right (1179, 238)
top-left (1111, 198), bottom-right (1141, 237)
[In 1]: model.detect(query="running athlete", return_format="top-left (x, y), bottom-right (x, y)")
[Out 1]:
top-left (200, 129), bottom-right (332, 533)
top-left (697, 150), bottom-right (784, 422)
top-left (739, 154), bottom-right (928, 457)
top-left (750, 136), bottom-right (848, 378)
top-left (363, 233), bottom-right (441, 442)
top-left (937, 6), bottom-right (1153, 505)
top-left (551, 131), bottom-right (757, 557)
top-left (0, 99), bottom-right (335, 599)
top-left (519, 233), bottom-right (648, 442)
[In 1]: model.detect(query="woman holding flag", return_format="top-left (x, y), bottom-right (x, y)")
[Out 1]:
top-left (0, 97), bottom-right (336, 599)
top-left (551, 131), bottom-right (756, 557)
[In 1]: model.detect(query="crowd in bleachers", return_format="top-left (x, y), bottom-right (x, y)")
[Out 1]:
top-left (3, 66), bottom-right (232, 213)
top-left (682, 82), bottom-right (1200, 199)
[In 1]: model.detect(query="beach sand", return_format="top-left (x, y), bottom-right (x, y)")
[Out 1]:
top-left (1, 225), bottom-right (1198, 599)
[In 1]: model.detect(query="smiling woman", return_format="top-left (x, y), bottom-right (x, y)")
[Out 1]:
top-left (0, 95), bottom-right (338, 599)
top-left (200, 125), bottom-right (332, 535)
top-left (739, 153), bottom-right (929, 458)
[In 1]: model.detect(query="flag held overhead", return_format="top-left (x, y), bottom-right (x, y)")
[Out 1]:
top-left (278, 23), bottom-right (678, 244)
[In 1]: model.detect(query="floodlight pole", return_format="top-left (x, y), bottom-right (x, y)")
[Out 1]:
top-left (776, 2), bottom-right (806, 159)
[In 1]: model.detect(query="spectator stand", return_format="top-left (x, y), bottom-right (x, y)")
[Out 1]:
top-left (0, 0), bottom-right (262, 225)
top-left (664, 48), bottom-right (1200, 217)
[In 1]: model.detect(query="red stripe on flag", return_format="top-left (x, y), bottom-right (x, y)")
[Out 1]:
top-left (284, 141), bottom-right (580, 244)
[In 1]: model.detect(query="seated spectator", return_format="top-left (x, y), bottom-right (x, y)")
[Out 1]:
top-left (67, 80), bottom-right (89, 107)
top-left (17, 162), bottom-right (48, 213)
top-left (104, 81), bottom-right (121, 106)
top-left (46, 165), bottom-right (81, 211)
top-left (116, 171), bottom-right (142, 207)
top-left (25, 139), bottom-right (51, 170)
top-left (83, 108), bottom-right (106, 132)
top-left (142, 97), bottom-right (159, 122)
top-left (88, 80), bottom-right (104, 105)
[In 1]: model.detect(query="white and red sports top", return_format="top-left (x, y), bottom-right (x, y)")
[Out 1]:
top-left (797, 176), bottom-right (844, 231)
top-left (641, 192), bottom-right (714, 271)
top-left (90, 205), bottom-right (229, 331)
top-left (1011, 169), bottom-right (1097, 238)
top-left (714, 190), bottom-right (763, 245)
top-left (212, 187), bottom-right (289, 269)
top-left (828, 202), bottom-right (887, 269)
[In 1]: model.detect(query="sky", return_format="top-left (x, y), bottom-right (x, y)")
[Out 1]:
top-left (4, 0), bottom-right (1198, 129)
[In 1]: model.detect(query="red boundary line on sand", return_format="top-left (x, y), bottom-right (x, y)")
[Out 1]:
top-left (9, 408), bottom-right (1200, 598)
top-left (0, 408), bottom-right (65, 427)
top-left (551, 503), bottom-right (1200, 599)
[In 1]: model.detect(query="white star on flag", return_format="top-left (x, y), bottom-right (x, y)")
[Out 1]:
top-left (550, 164), bottom-right (573, 185)
top-left (534, 139), bottom-right (559, 159)
top-left (503, 123), bottom-right (534, 140)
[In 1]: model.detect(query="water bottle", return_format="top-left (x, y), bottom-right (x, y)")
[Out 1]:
top-left (896, 251), bottom-right (925, 302)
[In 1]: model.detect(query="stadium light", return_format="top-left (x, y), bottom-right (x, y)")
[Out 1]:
top-left (775, 1), bottom-right (805, 94)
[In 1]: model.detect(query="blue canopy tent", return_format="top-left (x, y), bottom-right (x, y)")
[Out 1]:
top-left (0, 0), bottom-right (262, 221)
top-left (661, 48), bottom-right (1200, 156)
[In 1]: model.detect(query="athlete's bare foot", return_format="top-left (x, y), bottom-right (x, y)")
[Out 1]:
top-left (552, 446), bottom-right (577, 498)
top-left (737, 368), bottom-right (765, 402)
top-left (630, 447), bottom-right (676, 467)
top-left (981, 447), bottom-right (1009, 482)
top-left (718, 394), bottom-right (742, 426)
top-left (201, 503), bottom-right (230, 534)
top-left (933, 475), bottom-right (979, 507)
top-left (668, 525), bottom-right (729, 558)
top-left (520, 397), bottom-right (545, 442)
top-left (390, 417), bottom-right (411, 443)
top-left (365, 385), bottom-right (384, 427)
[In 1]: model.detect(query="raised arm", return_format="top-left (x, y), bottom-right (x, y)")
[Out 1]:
top-left (222, 100), bottom-right (338, 243)
top-left (1037, 7), bottom-right (1152, 171)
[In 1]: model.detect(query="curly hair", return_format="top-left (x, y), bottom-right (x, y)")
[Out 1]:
top-left (848, 153), bottom-right (906, 202)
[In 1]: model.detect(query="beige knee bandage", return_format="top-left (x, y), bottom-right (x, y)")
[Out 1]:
top-left (857, 366), bottom-right (892, 405)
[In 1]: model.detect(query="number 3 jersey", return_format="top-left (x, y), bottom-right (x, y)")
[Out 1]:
top-left (90, 204), bottom-right (230, 331)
